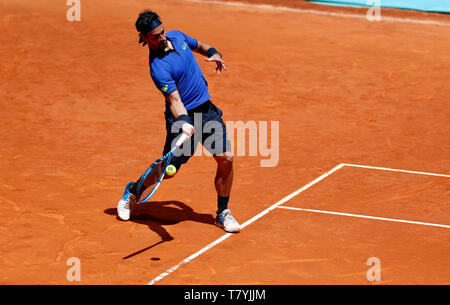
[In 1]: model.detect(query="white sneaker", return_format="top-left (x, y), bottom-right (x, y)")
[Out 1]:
top-left (215, 209), bottom-right (241, 233)
top-left (117, 182), bottom-right (137, 221)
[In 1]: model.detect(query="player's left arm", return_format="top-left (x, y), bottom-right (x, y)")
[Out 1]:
top-left (194, 40), bottom-right (228, 75)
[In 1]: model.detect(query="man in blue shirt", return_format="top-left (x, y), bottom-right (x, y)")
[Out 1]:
top-left (117, 10), bottom-right (240, 233)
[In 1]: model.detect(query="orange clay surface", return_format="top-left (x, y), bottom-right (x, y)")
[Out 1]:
top-left (0, 0), bottom-right (449, 284)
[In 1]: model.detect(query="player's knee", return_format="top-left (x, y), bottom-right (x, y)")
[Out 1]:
top-left (215, 154), bottom-right (233, 168)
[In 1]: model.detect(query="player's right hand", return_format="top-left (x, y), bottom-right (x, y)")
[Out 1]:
top-left (181, 122), bottom-right (195, 138)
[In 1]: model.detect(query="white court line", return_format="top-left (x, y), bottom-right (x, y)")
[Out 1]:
top-left (148, 233), bottom-right (233, 285)
top-left (342, 163), bottom-right (450, 178)
top-left (147, 163), bottom-right (345, 285)
top-left (148, 162), bottom-right (449, 284)
top-left (186, 0), bottom-right (450, 27)
top-left (277, 206), bottom-right (450, 229)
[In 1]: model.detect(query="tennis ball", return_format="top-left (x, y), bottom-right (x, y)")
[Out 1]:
top-left (166, 164), bottom-right (177, 176)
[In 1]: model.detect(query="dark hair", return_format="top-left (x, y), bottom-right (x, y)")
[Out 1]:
top-left (135, 9), bottom-right (161, 35)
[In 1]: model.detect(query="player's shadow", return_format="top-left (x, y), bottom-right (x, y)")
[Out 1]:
top-left (104, 200), bottom-right (215, 259)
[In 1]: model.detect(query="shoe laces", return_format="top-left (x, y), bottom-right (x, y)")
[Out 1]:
top-left (121, 194), bottom-right (131, 209)
top-left (220, 209), bottom-right (236, 223)
top-left (224, 212), bottom-right (236, 223)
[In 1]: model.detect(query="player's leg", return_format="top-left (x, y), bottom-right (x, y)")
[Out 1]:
top-left (213, 152), bottom-right (240, 233)
top-left (201, 101), bottom-right (240, 232)
top-left (214, 152), bottom-right (233, 210)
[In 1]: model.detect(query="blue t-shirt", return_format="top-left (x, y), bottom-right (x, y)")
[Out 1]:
top-left (149, 30), bottom-right (211, 111)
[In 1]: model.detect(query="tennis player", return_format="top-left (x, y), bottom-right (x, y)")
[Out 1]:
top-left (117, 10), bottom-right (240, 233)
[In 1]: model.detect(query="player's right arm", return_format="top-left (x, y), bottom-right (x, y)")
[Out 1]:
top-left (150, 63), bottom-right (194, 138)
top-left (166, 90), bottom-right (195, 137)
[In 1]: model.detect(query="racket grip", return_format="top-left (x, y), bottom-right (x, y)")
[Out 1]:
top-left (175, 133), bottom-right (189, 148)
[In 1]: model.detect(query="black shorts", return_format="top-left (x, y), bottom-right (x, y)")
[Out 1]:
top-left (163, 100), bottom-right (231, 170)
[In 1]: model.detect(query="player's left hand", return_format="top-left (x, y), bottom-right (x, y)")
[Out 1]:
top-left (205, 54), bottom-right (228, 75)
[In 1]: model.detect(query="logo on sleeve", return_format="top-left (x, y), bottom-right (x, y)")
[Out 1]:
top-left (181, 42), bottom-right (187, 50)
top-left (160, 85), bottom-right (168, 93)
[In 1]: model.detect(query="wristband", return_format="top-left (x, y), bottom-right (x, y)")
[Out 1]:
top-left (206, 47), bottom-right (221, 58)
top-left (177, 114), bottom-right (194, 126)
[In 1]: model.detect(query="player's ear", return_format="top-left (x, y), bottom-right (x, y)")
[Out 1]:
top-left (138, 33), bottom-right (147, 46)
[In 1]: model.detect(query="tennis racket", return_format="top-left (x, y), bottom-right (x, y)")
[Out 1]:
top-left (136, 133), bottom-right (188, 203)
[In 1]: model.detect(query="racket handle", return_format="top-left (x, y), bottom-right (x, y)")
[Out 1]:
top-left (175, 133), bottom-right (189, 148)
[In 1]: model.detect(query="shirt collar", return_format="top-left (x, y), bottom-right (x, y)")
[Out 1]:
top-left (150, 37), bottom-right (177, 59)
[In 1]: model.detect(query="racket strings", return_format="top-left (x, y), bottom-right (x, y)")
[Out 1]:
top-left (134, 139), bottom-right (181, 203)
top-left (138, 155), bottom-right (174, 203)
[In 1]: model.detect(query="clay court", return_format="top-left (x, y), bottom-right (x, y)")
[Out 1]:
top-left (0, 0), bottom-right (449, 285)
